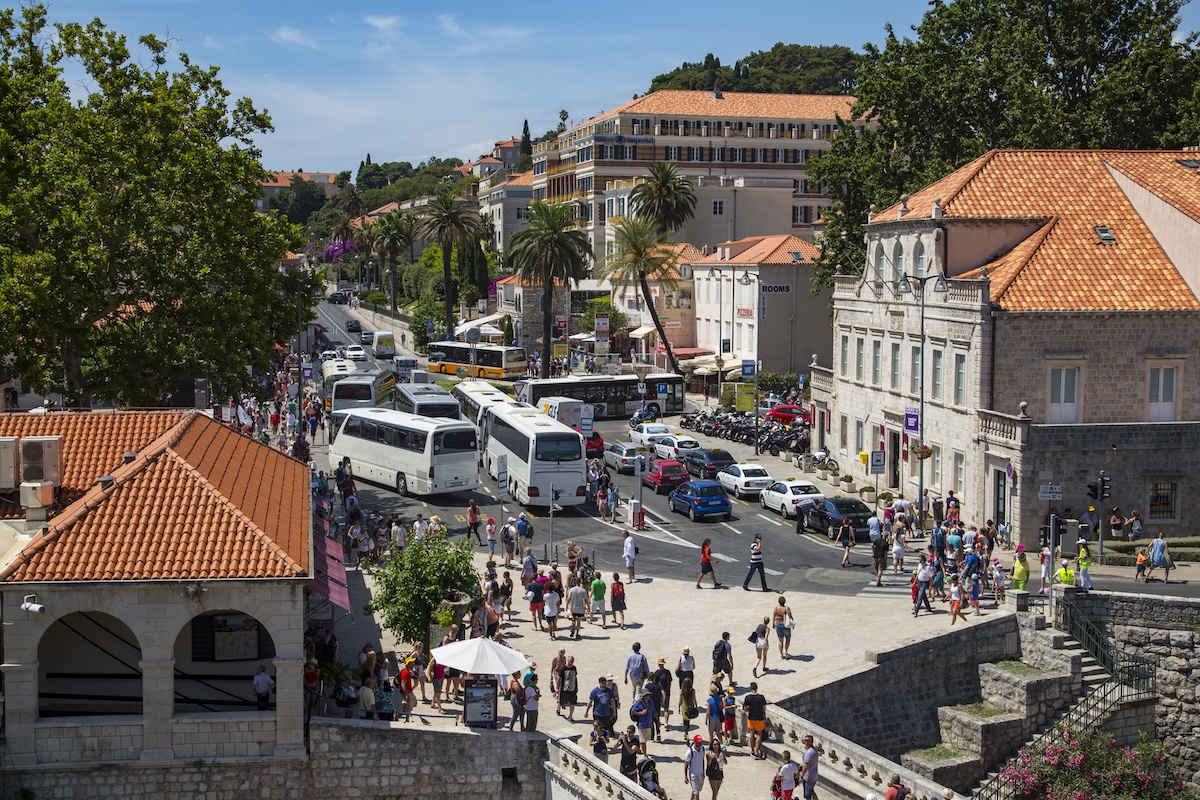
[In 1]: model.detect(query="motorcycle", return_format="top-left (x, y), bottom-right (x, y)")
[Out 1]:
top-left (629, 406), bottom-right (660, 427)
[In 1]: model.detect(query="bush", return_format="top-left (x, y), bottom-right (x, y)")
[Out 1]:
top-left (362, 290), bottom-right (388, 306)
top-left (1001, 728), bottom-right (1198, 800)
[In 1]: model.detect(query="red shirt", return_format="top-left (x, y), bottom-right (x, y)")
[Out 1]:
top-left (400, 667), bottom-right (415, 694)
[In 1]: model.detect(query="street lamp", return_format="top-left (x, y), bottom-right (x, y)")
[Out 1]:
top-left (896, 269), bottom-right (948, 531)
top-left (739, 270), bottom-right (761, 455)
top-left (708, 267), bottom-right (723, 408)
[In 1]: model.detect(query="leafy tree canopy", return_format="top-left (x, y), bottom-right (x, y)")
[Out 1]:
top-left (809, 0), bottom-right (1200, 287)
top-left (649, 44), bottom-right (863, 95)
top-left (0, 5), bottom-right (305, 406)
top-left (267, 175), bottom-right (328, 225)
top-left (580, 297), bottom-right (627, 334)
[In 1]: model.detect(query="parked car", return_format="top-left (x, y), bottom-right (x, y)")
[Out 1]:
top-left (359, 330), bottom-right (374, 345)
top-left (716, 462), bottom-right (774, 499)
top-left (345, 318), bottom-right (362, 333)
top-left (681, 448), bottom-right (737, 479)
top-left (327, 291), bottom-right (348, 304)
top-left (764, 404), bottom-right (808, 425)
top-left (654, 434), bottom-right (701, 460)
top-left (629, 422), bottom-right (672, 447)
top-left (345, 344), bottom-right (368, 361)
top-left (807, 497), bottom-right (875, 540)
top-left (583, 430), bottom-right (605, 459)
top-left (603, 442), bottom-right (644, 474)
top-left (641, 460), bottom-right (688, 494)
top-left (758, 479), bottom-right (824, 518)
top-left (319, 350), bottom-right (339, 362)
top-left (668, 480), bottom-right (733, 521)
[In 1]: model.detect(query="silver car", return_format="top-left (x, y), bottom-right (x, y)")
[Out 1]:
top-left (604, 442), bottom-right (643, 474)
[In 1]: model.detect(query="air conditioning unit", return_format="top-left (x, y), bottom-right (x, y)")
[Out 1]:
top-left (20, 481), bottom-right (54, 509)
top-left (21, 436), bottom-right (62, 484)
top-left (0, 437), bottom-right (17, 489)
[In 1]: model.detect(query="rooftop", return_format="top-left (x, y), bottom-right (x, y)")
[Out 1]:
top-left (694, 234), bottom-right (822, 265)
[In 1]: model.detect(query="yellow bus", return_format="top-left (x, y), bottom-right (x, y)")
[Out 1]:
top-left (426, 342), bottom-right (527, 381)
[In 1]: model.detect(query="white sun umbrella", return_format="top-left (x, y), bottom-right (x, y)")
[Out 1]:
top-left (430, 636), bottom-right (530, 675)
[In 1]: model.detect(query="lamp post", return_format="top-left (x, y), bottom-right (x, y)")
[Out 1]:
top-left (739, 271), bottom-right (761, 454)
top-left (632, 362), bottom-right (653, 514)
top-left (709, 267), bottom-right (723, 408)
top-left (896, 269), bottom-right (948, 532)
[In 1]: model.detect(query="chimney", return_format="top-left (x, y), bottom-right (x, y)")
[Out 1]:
top-left (96, 474), bottom-right (115, 491)
top-left (931, 197), bottom-right (943, 220)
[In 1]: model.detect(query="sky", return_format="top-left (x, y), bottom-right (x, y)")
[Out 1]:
top-left (41, 0), bottom-right (1200, 174)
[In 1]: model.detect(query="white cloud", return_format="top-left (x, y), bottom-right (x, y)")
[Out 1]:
top-left (268, 26), bottom-right (319, 50)
top-left (364, 15), bottom-right (403, 32)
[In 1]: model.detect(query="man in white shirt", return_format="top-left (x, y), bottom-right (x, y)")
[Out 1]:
top-left (412, 513), bottom-right (430, 539)
top-left (684, 735), bottom-right (707, 800)
top-left (622, 530), bottom-right (637, 581)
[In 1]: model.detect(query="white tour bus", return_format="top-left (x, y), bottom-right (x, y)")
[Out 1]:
top-left (394, 383), bottom-right (461, 419)
top-left (484, 405), bottom-right (587, 508)
top-left (330, 369), bottom-right (397, 412)
top-left (321, 359), bottom-right (357, 409)
top-left (329, 407), bottom-right (480, 497)
top-left (451, 380), bottom-right (524, 429)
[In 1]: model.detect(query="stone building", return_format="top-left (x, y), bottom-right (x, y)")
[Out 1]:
top-left (0, 410), bottom-right (313, 766)
top-left (811, 150), bottom-right (1200, 545)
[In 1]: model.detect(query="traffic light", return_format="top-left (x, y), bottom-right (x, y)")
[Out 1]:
top-left (1099, 475), bottom-right (1111, 500)
top-left (1087, 482), bottom-right (1099, 500)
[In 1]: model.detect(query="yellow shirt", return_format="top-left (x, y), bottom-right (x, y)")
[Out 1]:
top-left (1012, 558), bottom-right (1030, 583)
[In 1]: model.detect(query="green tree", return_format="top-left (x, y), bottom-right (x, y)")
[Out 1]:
top-left (502, 314), bottom-right (515, 346)
top-left (409, 292), bottom-right (448, 349)
top-left (279, 175), bottom-right (328, 225)
top-left (649, 44), bottom-right (863, 95)
top-left (580, 297), bottom-right (627, 333)
top-left (419, 194), bottom-right (484, 337)
top-left (508, 202), bottom-right (592, 376)
top-left (630, 162), bottom-right (697, 235)
top-left (601, 217), bottom-right (682, 374)
top-left (334, 169), bottom-right (352, 187)
top-left (356, 160), bottom-right (386, 190)
top-left (520, 119), bottom-right (533, 156)
top-left (364, 532), bottom-right (480, 648)
top-left (558, 109), bottom-right (569, 132)
top-left (329, 212), bottom-right (354, 247)
top-left (0, 7), bottom-right (303, 406)
top-left (374, 212), bottom-right (413, 312)
top-left (331, 183), bottom-right (366, 218)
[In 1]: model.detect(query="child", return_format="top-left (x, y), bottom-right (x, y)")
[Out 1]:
top-left (991, 559), bottom-right (1006, 606)
top-left (910, 569), bottom-right (920, 611)
top-left (722, 686), bottom-right (738, 743)
top-left (969, 575), bottom-right (983, 616)
top-left (1135, 547), bottom-right (1148, 582)
top-left (948, 575), bottom-right (969, 626)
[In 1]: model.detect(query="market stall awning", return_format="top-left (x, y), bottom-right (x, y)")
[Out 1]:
top-left (629, 324), bottom-right (656, 338)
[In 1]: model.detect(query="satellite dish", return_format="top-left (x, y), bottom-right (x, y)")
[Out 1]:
top-left (465, 327), bottom-right (482, 344)
top-left (456, 367), bottom-right (468, 379)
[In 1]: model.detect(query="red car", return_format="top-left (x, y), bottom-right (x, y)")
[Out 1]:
top-left (642, 460), bottom-right (688, 494)
top-left (583, 430), bottom-right (605, 459)
top-left (764, 404), bottom-right (809, 424)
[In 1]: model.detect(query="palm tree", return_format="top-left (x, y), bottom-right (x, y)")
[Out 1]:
top-left (375, 212), bottom-right (412, 312)
top-left (332, 184), bottom-right (367, 219)
top-left (398, 212), bottom-right (420, 263)
top-left (418, 195), bottom-right (485, 336)
top-left (508, 202), bottom-right (593, 378)
top-left (629, 162), bottom-right (697, 235)
top-left (602, 216), bottom-right (683, 375)
top-left (330, 212), bottom-right (354, 247)
top-left (352, 222), bottom-right (377, 289)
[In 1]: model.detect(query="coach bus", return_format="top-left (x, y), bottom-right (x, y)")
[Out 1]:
top-left (483, 405), bottom-right (587, 508)
top-left (329, 408), bottom-right (480, 497)
top-left (450, 380), bottom-right (525, 428)
top-left (330, 369), bottom-right (397, 413)
top-left (426, 342), bottom-right (527, 381)
top-left (394, 383), bottom-right (461, 419)
top-left (513, 373), bottom-right (685, 419)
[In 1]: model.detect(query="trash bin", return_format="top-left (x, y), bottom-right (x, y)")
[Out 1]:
top-left (629, 499), bottom-right (646, 530)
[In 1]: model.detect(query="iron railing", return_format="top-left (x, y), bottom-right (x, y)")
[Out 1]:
top-left (972, 596), bottom-right (1156, 800)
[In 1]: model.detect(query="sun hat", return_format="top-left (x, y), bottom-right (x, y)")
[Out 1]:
top-left (682, 647), bottom-right (690, 654)
top-left (657, 657), bottom-right (666, 665)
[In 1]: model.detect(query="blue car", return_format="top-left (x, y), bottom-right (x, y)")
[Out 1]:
top-left (668, 480), bottom-right (733, 522)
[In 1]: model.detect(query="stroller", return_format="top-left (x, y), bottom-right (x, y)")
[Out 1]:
top-left (637, 758), bottom-right (668, 799)
top-left (770, 773), bottom-right (783, 800)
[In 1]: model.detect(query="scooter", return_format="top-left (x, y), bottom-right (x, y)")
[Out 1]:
top-left (629, 406), bottom-right (660, 427)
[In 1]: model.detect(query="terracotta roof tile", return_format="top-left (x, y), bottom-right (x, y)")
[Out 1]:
top-left (506, 171), bottom-right (533, 187)
top-left (0, 412), bottom-right (309, 582)
top-left (876, 150), bottom-right (1200, 312)
top-left (583, 90), bottom-right (857, 130)
top-left (693, 234), bottom-right (821, 265)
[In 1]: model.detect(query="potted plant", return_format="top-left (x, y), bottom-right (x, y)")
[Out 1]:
top-left (909, 443), bottom-right (934, 460)
top-left (840, 473), bottom-right (856, 493)
top-left (860, 484), bottom-right (877, 503)
top-left (878, 490), bottom-right (895, 507)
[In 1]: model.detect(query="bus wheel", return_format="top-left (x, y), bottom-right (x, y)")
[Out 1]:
top-left (396, 473), bottom-right (409, 497)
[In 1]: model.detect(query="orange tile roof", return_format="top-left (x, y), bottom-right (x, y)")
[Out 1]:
top-left (693, 234), bottom-right (821, 265)
top-left (1, 412), bottom-right (309, 582)
top-left (877, 150), bottom-right (1200, 312)
top-left (505, 171), bottom-right (533, 187)
top-left (478, 157), bottom-right (502, 164)
top-left (262, 171), bottom-right (337, 189)
top-left (495, 138), bottom-right (520, 147)
top-left (0, 410), bottom-right (186, 519)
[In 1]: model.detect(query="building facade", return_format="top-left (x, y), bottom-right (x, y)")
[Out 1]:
top-left (256, 171), bottom-right (339, 213)
top-left (480, 171), bottom-right (533, 257)
top-left (811, 150), bottom-right (1200, 546)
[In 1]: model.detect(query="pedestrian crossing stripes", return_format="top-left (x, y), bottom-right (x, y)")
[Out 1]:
top-left (855, 570), bottom-right (916, 598)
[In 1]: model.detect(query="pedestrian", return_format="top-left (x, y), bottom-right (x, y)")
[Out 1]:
top-left (631, 690), bottom-right (655, 753)
top-left (948, 575), bottom-right (969, 626)
top-left (527, 573), bottom-right (545, 631)
top-left (1110, 506), bottom-right (1127, 542)
top-left (607, 483), bottom-right (620, 524)
top-left (1147, 530), bottom-right (1172, 584)
top-left (622, 530), bottom-right (637, 581)
top-left (590, 718), bottom-right (610, 763)
top-left (684, 735), bottom-right (707, 800)
top-left (677, 646), bottom-right (695, 684)
top-left (611, 573), bottom-right (628, 629)
top-left (799, 734), bottom-right (820, 800)
top-left (516, 512), bottom-right (534, 552)
top-left (679, 676), bottom-right (699, 736)
top-left (1128, 508), bottom-right (1143, 541)
top-left (1075, 538), bottom-right (1094, 591)
top-left (467, 500), bottom-right (483, 545)
top-left (597, 481), bottom-right (610, 520)
top-left (772, 596), bottom-right (795, 659)
top-left (429, 659), bottom-right (445, 712)
top-left (1054, 559), bottom-right (1075, 589)
top-left (969, 575), bottom-right (983, 615)
top-left (891, 526), bottom-right (906, 573)
top-left (884, 773), bottom-right (912, 800)
top-left (871, 532), bottom-right (889, 587)
top-left (651, 657), bottom-right (673, 733)
top-left (523, 674), bottom-right (541, 731)
top-left (589, 571), bottom-right (608, 628)
top-left (1038, 542), bottom-right (1052, 594)
top-left (721, 686), bottom-right (738, 743)
top-left (914, 555), bottom-right (934, 616)
top-left (778, 750), bottom-right (801, 800)
top-left (566, 577), bottom-right (588, 639)
top-left (838, 517), bottom-right (854, 567)
top-left (585, 675), bottom-right (613, 735)
top-left (696, 538), bottom-right (720, 588)
top-left (521, 546), bottom-right (538, 589)
top-left (501, 571), bottom-right (515, 621)
top-left (252, 664), bottom-right (275, 711)
top-left (503, 516), bottom-right (518, 567)
top-left (742, 681), bottom-right (768, 759)
top-left (705, 686), bottom-right (724, 745)
top-left (712, 632), bottom-right (733, 685)
top-left (618, 725), bottom-right (641, 782)
top-left (1135, 546), bottom-right (1149, 582)
top-left (752, 616), bottom-right (770, 677)
top-left (742, 533), bottom-right (769, 592)
top-left (1011, 547), bottom-right (1029, 591)
top-left (544, 582), bottom-right (561, 639)
top-left (705, 739), bottom-right (727, 800)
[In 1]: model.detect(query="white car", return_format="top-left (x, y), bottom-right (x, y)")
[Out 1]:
top-left (759, 479), bottom-right (825, 518)
top-left (654, 434), bottom-right (701, 460)
top-left (629, 422), bottom-right (672, 447)
top-left (716, 462), bottom-right (774, 499)
top-left (345, 344), bottom-right (368, 361)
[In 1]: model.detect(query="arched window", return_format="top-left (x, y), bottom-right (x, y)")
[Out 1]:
top-left (874, 246), bottom-right (886, 284)
top-left (914, 240), bottom-right (926, 279)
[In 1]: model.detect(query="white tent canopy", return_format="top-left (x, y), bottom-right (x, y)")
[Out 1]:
top-left (629, 324), bottom-right (656, 339)
top-left (430, 636), bottom-right (530, 675)
top-left (454, 312), bottom-right (507, 336)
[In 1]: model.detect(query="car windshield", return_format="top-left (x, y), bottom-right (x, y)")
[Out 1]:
top-left (790, 485), bottom-right (820, 495)
top-left (695, 486), bottom-right (725, 498)
top-left (710, 452), bottom-right (736, 466)
top-left (833, 498), bottom-right (872, 514)
top-left (644, 424), bottom-right (669, 434)
top-left (743, 468), bottom-right (769, 478)
top-left (661, 464), bottom-right (685, 475)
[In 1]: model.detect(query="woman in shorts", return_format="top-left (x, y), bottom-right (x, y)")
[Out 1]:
top-left (610, 573), bottom-right (627, 629)
top-left (772, 596), bottom-right (794, 660)
top-left (695, 539), bottom-right (719, 588)
top-left (752, 616), bottom-right (770, 678)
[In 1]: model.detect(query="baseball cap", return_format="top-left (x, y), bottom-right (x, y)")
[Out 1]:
top-left (726, 687), bottom-right (735, 694)
top-left (520, 512), bottom-right (527, 519)
top-left (693, 735), bottom-right (704, 743)
top-left (642, 690), bottom-right (652, 697)
top-left (1077, 538), bottom-right (1087, 544)
top-left (508, 516), bottom-right (516, 522)
top-left (1062, 560), bottom-right (1069, 567)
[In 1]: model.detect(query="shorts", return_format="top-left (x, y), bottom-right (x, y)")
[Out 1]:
top-left (701, 561), bottom-right (714, 574)
top-left (689, 775), bottom-right (705, 795)
top-left (592, 600), bottom-right (607, 614)
top-left (708, 716), bottom-right (722, 734)
top-left (874, 557), bottom-right (887, 572)
top-left (530, 602), bottom-right (544, 614)
top-left (572, 613), bottom-right (584, 621)
top-left (747, 719), bottom-right (765, 732)
top-left (624, 555), bottom-right (635, 568)
top-left (544, 613), bottom-right (557, 622)
top-left (776, 623), bottom-right (791, 640)
top-left (782, 790), bottom-right (795, 800)
top-left (722, 716), bottom-right (735, 733)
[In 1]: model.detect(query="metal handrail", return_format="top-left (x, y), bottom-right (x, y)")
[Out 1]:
top-left (1055, 594), bottom-right (1116, 674)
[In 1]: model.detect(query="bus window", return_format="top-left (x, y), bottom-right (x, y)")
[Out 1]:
top-left (435, 429), bottom-right (478, 453)
top-left (535, 434), bottom-right (582, 461)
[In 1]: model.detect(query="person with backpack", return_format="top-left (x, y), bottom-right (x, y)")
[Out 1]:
top-left (630, 690), bottom-right (655, 753)
top-left (611, 573), bottom-right (628, 629)
top-left (712, 632), bottom-right (734, 685)
top-left (884, 773), bottom-right (912, 800)
top-left (516, 512), bottom-right (534, 551)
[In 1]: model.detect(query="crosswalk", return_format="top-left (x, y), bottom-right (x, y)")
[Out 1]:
top-left (855, 569), bottom-right (916, 599)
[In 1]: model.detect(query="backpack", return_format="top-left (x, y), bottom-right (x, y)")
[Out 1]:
top-left (613, 581), bottom-right (626, 601)
top-left (890, 784), bottom-right (909, 800)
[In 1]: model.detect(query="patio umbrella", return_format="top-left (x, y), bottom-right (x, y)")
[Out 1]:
top-left (725, 367), bottom-right (743, 381)
top-left (693, 367), bottom-right (715, 376)
top-left (430, 636), bottom-right (530, 675)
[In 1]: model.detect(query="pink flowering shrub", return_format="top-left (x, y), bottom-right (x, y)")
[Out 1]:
top-left (1000, 728), bottom-right (1197, 800)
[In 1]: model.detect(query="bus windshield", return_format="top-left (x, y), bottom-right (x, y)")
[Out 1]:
top-left (435, 429), bottom-right (478, 453)
top-left (335, 384), bottom-right (372, 402)
top-left (535, 434), bottom-right (582, 461)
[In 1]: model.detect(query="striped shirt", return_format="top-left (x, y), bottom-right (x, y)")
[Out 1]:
top-left (749, 541), bottom-right (763, 564)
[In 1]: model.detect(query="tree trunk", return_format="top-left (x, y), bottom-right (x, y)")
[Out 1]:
top-left (541, 276), bottom-right (553, 379)
top-left (61, 342), bottom-right (90, 409)
top-left (639, 272), bottom-right (681, 375)
top-left (442, 240), bottom-right (455, 339)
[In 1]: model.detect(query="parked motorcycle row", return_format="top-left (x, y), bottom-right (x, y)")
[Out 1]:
top-left (679, 409), bottom-right (811, 455)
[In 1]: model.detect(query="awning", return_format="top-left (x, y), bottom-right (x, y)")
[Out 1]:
top-left (629, 324), bottom-right (656, 339)
top-left (681, 355), bottom-right (720, 371)
top-left (569, 332), bottom-right (596, 342)
top-left (311, 572), bottom-right (351, 612)
top-left (310, 535), bottom-right (351, 612)
top-left (454, 312), bottom-right (507, 335)
top-left (659, 346), bottom-right (713, 358)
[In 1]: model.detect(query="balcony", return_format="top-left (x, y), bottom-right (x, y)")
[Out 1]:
top-left (810, 364), bottom-right (834, 395)
top-left (977, 408), bottom-right (1029, 449)
top-left (547, 163), bottom-right (576, 176)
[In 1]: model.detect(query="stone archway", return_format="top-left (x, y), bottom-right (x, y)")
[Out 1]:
top-left (38, 611), bottom-right (143, 717)
top-left (172, 609), bottom-right (277, 714)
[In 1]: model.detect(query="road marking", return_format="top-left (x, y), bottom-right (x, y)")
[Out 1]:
top-left (712, 552), bottom-right (739, 563)
top-left (756, 513), bottom-right (783, 527)
top-left (653, 557), bottom-right (684, 564)
top-left (733, 498), bottom-right (749, 506)
top-left (720, 522), bottom-right (743, 535)
top-left (764, 568), bottom-right (784, 576)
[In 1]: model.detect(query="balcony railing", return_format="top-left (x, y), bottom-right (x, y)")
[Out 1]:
top-left (976, 409), bottom-right (1028, 448)
top-left (810, 364), bottom-right (834, 394)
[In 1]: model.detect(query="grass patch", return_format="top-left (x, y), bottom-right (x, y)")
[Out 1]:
top-left (908, 744), bottom-right (968, 762)
top-left (952, 702), bottom-right (1008, 718)
top-left (995, 660), bottom-right (1047, 677)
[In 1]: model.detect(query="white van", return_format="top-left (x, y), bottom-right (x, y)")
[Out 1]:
top-left (373, 331), bottom-right (396, 359)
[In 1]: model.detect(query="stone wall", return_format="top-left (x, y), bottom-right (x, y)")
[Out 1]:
top-left (1070, 590), bottom-right (1200, 791)
top-left (171, 714), bottom-right (276, 759)
top-left (4, 719), bottom-right (550, 800)
top-left (776, 614), bottom-right (1020, 759)
top-left (34, 718), bottom-right (143, 764)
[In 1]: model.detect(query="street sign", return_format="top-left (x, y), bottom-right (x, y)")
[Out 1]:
top-left (636, 455), bottom-right (650, 476)
top-left (1038, 484), bottom-right (1062, 501)
top-left (721, 339), bottom-right (731, 354)
top-left (580, 406), bottom-right (594, 437)
top-left (904, 407), bottom-right (920, 433)
top-left (465, 327), bottom-right (482, 344)
top-left (425, 319), bottom-right (434, 334)
top-left (556, 315), bottom-right (567, 331)
top-left (497, 454), bottom-right (509, 497)
top-left (657, 382), bottom-right (668, 395)
top-left (594, 314), bottom-right (609, 335)
top-left (1006, 461), bottom-right (1014, 479)
top-left (741, 359), bottom-right (755, 379)
top-left (797, 373), bottom-right (806, 390)
top-left (869, 450), bottom-right (886, 475)
top-left (637, 382), bottom-right (647, 394)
